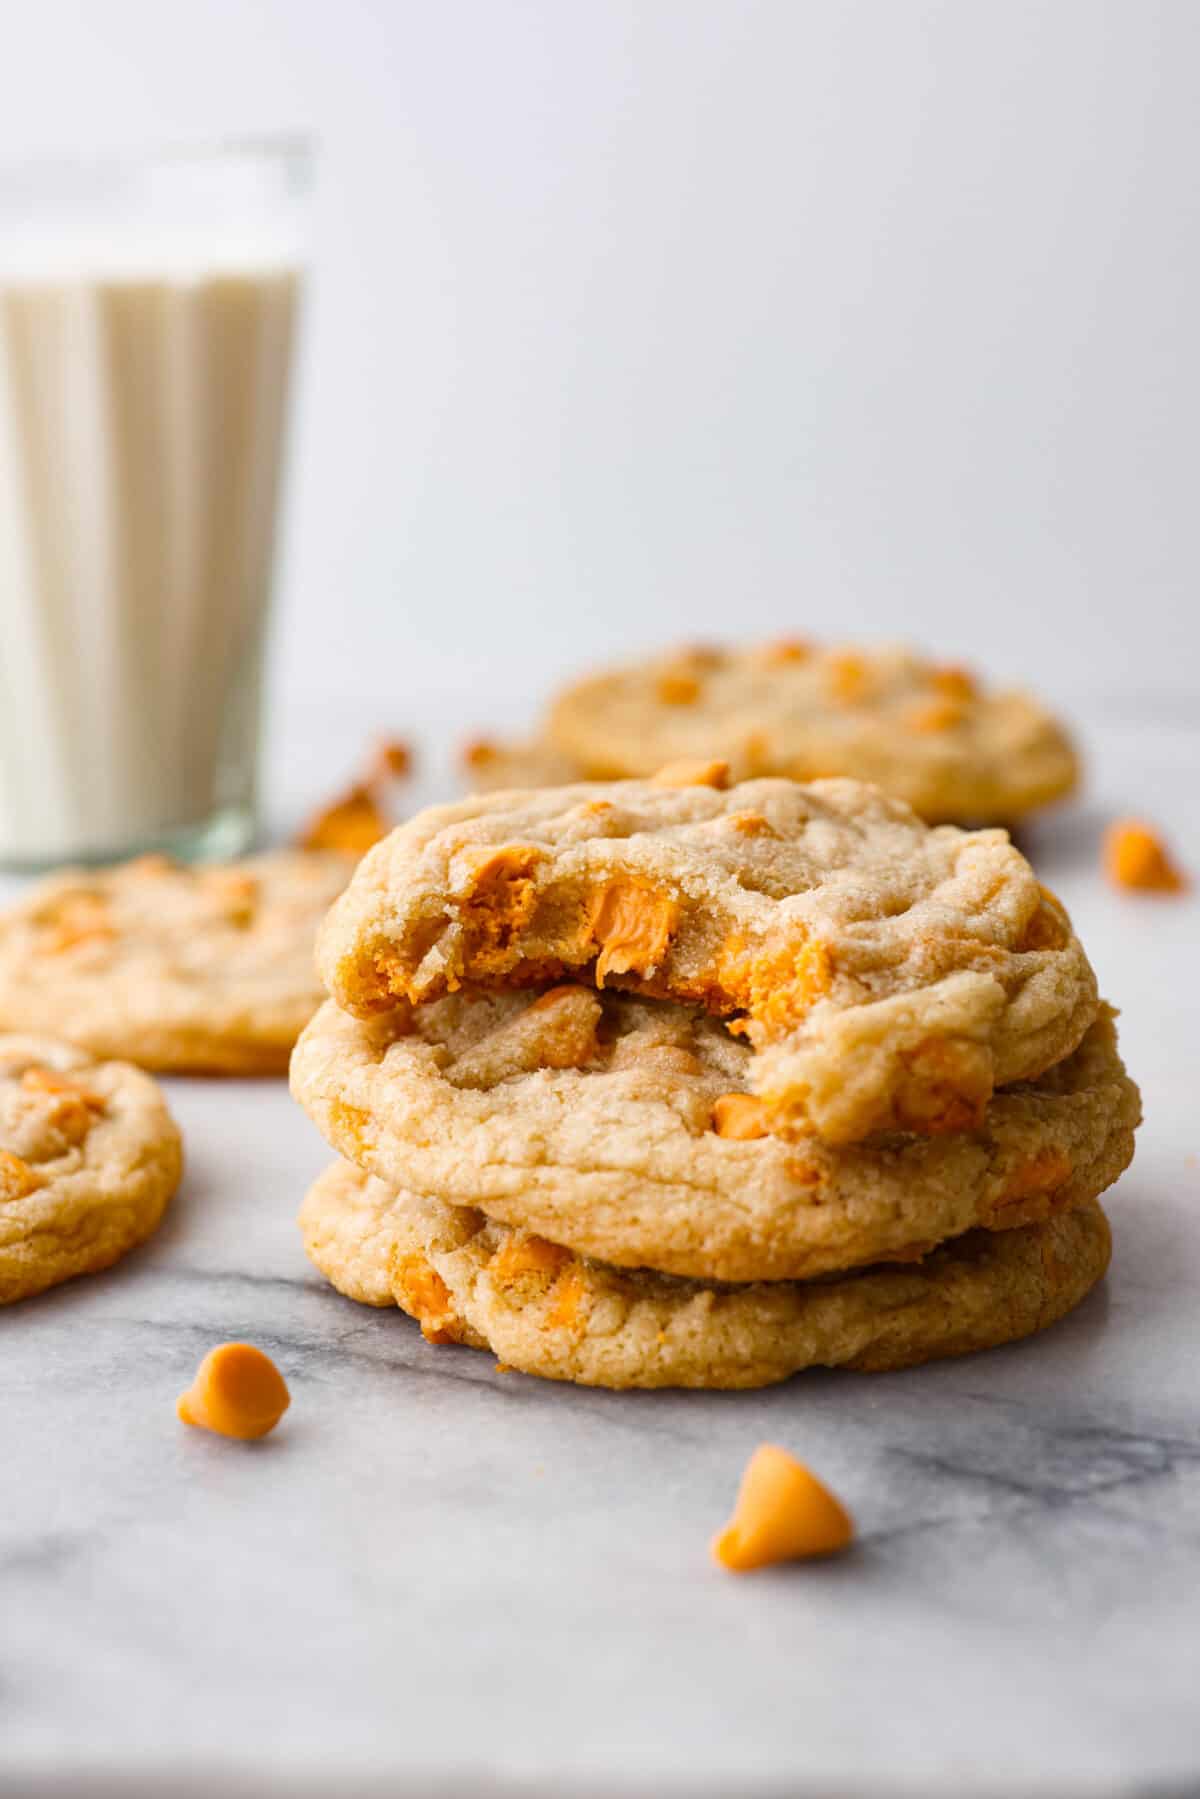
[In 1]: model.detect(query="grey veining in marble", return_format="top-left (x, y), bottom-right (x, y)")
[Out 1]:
top-left (2, 706), bottom-right (1199, 1799)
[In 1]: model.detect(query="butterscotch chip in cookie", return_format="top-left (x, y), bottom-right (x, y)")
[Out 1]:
top-left (290, 991), bottom-right (1138, 1283)
top-left (0, 1034), bottom-right (182, 1303)
top-left (299, 1161), bottom-right (1113, 1390)
top-left (314, 776), bottom-right (1100, 1143)
top-left (542, 642), bottom-right (1077, 825)
top-left (0, 851), bottom-right (350, 1074)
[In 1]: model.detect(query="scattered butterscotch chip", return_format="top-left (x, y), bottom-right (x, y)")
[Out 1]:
top-left (462, 737), bottom-right (500, 770)
top-left (650, 758), bottom-right (731, 789)
top-left (712, 1444), bottom-right (854, 1572)
top-left (299, 783), bottom-right (390, 857)
top-left (177, 1343), bottom-right (291, 1441)
top-left (372, 737), bottom-right (412, 781)
top-left (299, 734), bottom-right (414, 857)
top-left (1104, 820), bottom-right (1188, 894)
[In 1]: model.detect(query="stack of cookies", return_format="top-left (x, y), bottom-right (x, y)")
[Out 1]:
top-left (292, 766), bottom-right (1139, 1389)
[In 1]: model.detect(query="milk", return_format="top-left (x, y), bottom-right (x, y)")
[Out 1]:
top-left (0, 261), bottom-right (299, 863)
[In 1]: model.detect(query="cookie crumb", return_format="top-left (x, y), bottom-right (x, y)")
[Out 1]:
top-left (1104, 820), bottom-right (1187, 893)
top-left (712, 1444), bottom-right (854, 1571)
top-left (177, 1343), bottom-right (290, 1440)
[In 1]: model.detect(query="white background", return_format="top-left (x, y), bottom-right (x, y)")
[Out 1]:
top-left (2, 0), bottom-right (1198, 726)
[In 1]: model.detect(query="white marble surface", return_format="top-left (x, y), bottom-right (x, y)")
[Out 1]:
top-left (3, 701), bottom-right (1199, 1799)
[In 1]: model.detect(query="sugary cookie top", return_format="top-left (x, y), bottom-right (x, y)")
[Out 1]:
top-left (0, 1033), bottom-right (183, 1302)
top-left (291, 990), bottom-right (1137, 1283)
top-left (0, 851), bottom-right (350, 1073)
top-left (316, 775), bottom-right (1098, 1141)
top-left (543, 642), bottom-right (1078, 823)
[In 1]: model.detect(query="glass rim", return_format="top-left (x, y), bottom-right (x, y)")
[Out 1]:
top-left (0, 131), bottom-right (316, 189)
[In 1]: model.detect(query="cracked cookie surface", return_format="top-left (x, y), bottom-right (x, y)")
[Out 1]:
top-left (316, 776), bottom-right (1099, 1143)
top-left (0, 1033), bottom-right (183, 1302)
top-left (291, 989), bottom-right (1137, 1283)
top-left (544, 642), bottom-right (1078, 824)
top-left (301, 1162), bottom-right (1112, 1390)
top-left (0, 851), bottom-right (351, 1073)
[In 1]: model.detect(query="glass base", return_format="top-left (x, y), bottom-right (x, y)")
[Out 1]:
top-left (0, 803), bottom-right (258, 874)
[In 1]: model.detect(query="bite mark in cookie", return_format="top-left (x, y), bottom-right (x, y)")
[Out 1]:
top-left (319, 777), bottom-right (1099, 1143)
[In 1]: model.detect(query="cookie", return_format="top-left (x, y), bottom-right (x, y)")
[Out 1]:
top-left (301, 1162), bottom-right (1112, 1390)
top-left (541, 642), bottom-right (1078, 825)
top-left (291, 990), bottom-right (1137, 1283)
top-left (461, 736), bottom-right (582, 794)
top-left (0, 851), bottom-right (351, 1074)
top-left (315, 776), bottom-right (1099, 1143)
top-left (0, 1034), bottom-right (183, 1303)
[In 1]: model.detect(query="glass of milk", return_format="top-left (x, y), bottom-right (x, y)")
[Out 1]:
top-left (0, 137), bottom-right (310, 868)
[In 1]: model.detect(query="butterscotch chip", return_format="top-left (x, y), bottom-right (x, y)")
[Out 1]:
top-left (906, 696), bottom-right (966, 734)
top-left (589, 879), bottom-right (679, 984)
top-left (712, 1446), bottom-right (854, 1570)
top-left (754, 638), bottom-right (812, 667)
top-left (315, 776), bottom-right (1100, 1144)
top-left (650, 758), bottom-right (732, 789)
top-left (300, 783), bottom-right (391, 856)
top-left (533, 641), bottom-right (1077, 824)
top-left (391, 1256), bottom-right (465, 1344)
top-left (931, 665), bottom-right (978, 702)
top-left (655, 672), bottom-right (701, 705)
top-left (1104, 820), bottom-right (1187, 893)
top-left (373, 738), bottom-right (413, 781)
top-left (290, 992), bottom-right (1138, 1284)
top-left (712, 1093), bottom-right (771, 1140)
top-left (0, 852), bottom-right (349, 1074)
top-left (0, 1033), bottom-right (182, 1303)
top-left (825, 651), bottom-right (872, 703)
top-left (300, 1161), bottom-right (1114, 1391)
top-left (177, 1344), bottom-right (290, 1440)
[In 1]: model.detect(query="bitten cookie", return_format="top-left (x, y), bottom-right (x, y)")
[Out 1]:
top-left (0, 851), bottom-right (351, 1074)
top-left (291, 990), bottom-right (1138, 1284)
top-left (301, 1162), bottom-right (1112, 1391)
top-left (0, 1034), bottom-right (183, 1303)
top-left (314, 775), bottom-right (1099, 1143)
